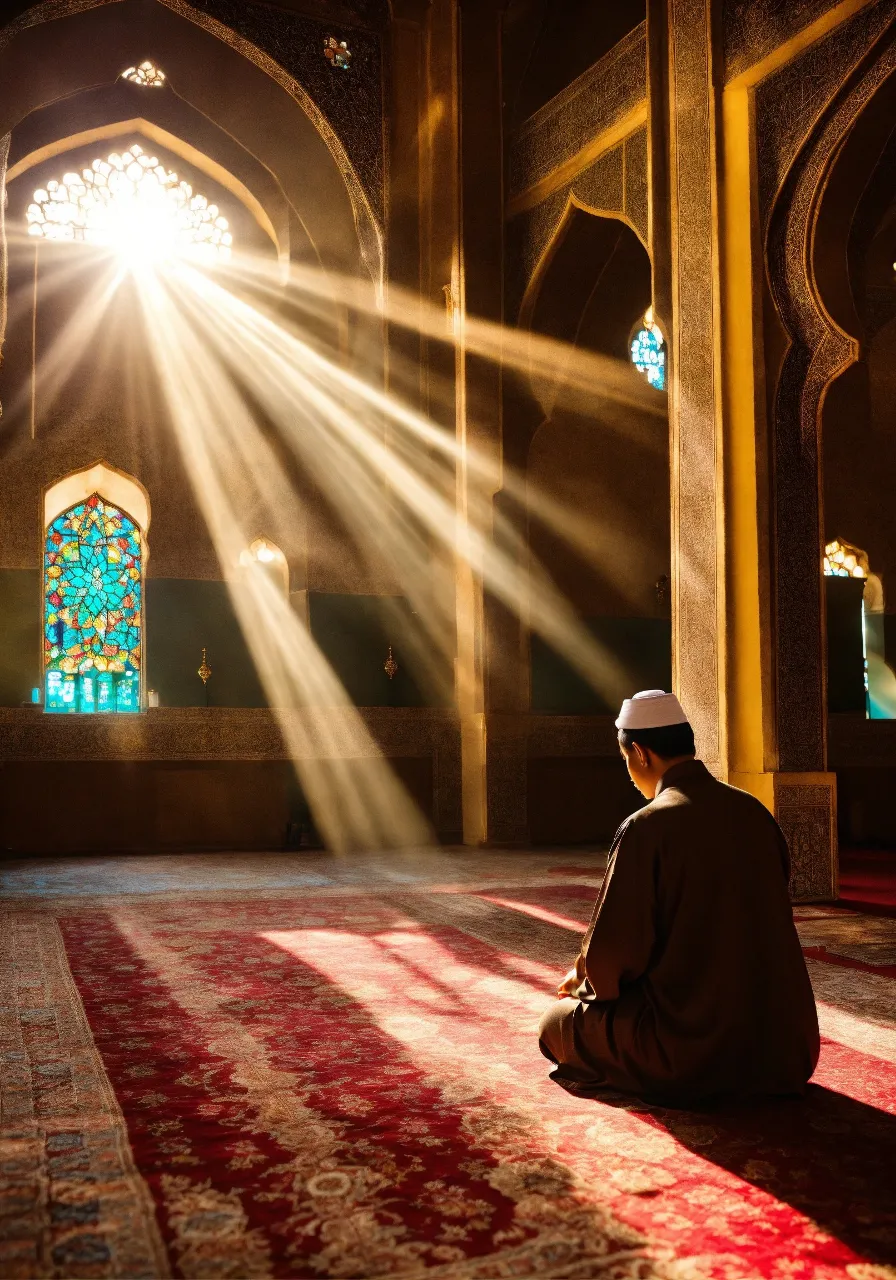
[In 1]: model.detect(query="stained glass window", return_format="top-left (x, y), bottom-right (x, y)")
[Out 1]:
top-left (823, 539), bottom-right (868, 579)
top-left (44, 495), bottom-right (143, 714)
top-left (324, 36), bottom-right (352, 70)
top-left (26, 143), bottom-right (233, 262)
top-left (120, 60), bottom-right (166, 87)
top-left (630, 307), bottom-right (666, 391)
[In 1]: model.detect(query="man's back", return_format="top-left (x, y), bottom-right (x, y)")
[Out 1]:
top-left (577, 759), bottom-right (820, 1101)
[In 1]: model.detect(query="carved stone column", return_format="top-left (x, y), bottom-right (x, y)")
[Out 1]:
top-left (451, 0), bottom-right (527, 844)
top-left (665, 0), bottom-right (725, 777)
top-left (666, 2), bottom-right (838, 899)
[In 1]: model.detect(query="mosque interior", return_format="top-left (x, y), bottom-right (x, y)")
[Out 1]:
top-left (1, 0), bottom-right (895, 1276)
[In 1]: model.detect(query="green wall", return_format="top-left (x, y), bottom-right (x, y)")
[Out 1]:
top-left (531, 617), bottom-right (672, 714)
top-left (825, 577), bottom-right (866, 715)
top-left (308, 592), bottom-right (448, 707)
top-left (1, 578), bottom-right (670, 715)
top-left (146, 579), bottom-right (266, 707)
top-left (0, 579), bottom-right (448, 709)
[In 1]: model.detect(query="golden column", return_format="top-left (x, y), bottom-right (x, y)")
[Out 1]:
top-left (661, 0), bottom-right (840, 899)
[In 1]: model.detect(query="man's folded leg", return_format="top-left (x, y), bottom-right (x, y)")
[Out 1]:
top-left (538, 998), bottom-right (613, 1093)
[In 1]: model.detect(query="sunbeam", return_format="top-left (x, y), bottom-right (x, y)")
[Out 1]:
top-left (145, 256), bottom-right (636, 704)
top-left (12, 210), bottom-right (660, 849)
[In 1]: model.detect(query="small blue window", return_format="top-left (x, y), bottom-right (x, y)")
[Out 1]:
top-left (630, 308), bottom-right (666, 392)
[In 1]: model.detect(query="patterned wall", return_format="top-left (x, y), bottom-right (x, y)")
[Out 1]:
top-left (762, 0), bottom-right (896, 774)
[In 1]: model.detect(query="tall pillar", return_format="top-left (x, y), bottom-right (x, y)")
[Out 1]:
top-left (665, 0), bottom-right (726, 778)
top-left (451, 0), bottom-right (527, 844)
top-left (665, 2), bottom-right (836, 898)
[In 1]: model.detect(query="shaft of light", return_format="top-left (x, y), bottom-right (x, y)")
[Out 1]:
top-left (135, 266), bottom-right (433, 852)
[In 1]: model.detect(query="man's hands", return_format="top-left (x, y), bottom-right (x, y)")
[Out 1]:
top-left (557, 966), bottom-right (580, 999)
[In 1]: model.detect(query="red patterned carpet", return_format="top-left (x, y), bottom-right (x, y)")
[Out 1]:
top-left (839, 849), bottom-right (896, 917)
top-left (2, 852), bottom-right (896, 1279)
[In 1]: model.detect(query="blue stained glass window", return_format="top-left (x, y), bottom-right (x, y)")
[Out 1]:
top-left (44, 494), bottom-right (142, 713)
top-left (630, 309), bottom-right (666, 391)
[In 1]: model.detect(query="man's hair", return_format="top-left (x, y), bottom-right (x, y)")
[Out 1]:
top-left (618, 722), bottom-right (696, 760)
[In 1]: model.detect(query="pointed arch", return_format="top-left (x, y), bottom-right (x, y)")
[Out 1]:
top-left (0, 0), bottom-right (383, 286)
top-left (518, 195), bottom-right (646, 334)
top-left (9, 119), bottom-right (281, 257)
top-left (241, 536), bottom-right (289, 595)
top-left (44, 461), bottom-right (150, 533)
top-left (765, 30), bottom-right (896, 770)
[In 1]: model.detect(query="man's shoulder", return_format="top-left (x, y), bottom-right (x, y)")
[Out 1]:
top-left (630, 769), bottom-right (782, 835)
top-left (613, 796), bottom-right (675, 845)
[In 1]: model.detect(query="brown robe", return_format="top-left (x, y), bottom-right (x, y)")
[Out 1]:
top-left (539, 759), bottom-right (820, 1102)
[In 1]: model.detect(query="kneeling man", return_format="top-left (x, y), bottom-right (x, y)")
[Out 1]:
top-left (539, 689), bottom-right (819, 1104)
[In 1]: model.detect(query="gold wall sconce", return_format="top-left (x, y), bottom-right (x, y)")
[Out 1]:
top-left (198, 647), bottom-right (212, 685)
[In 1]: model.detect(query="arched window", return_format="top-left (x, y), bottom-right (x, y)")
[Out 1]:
top-left (240, 537), bottom-right (289, 595)
top-left (120, 60), bottom-right (167, 87)
top-left (630, 307), bottom-right (666, 391)
top-left (26, 143), bottom-right (232, 263)
top-left (823, 538), bottom-right (869, 579)
top-left (823, 538), bottom-right (896, 719)
top-left (44, 467), bottom-right (148, 714)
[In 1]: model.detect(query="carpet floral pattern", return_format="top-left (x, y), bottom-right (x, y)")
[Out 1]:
top-left (2, 863), bottom-right (896, 1280)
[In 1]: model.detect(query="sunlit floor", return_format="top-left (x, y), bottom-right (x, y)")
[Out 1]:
top-left (3, 850), bottom-right (895, 1278)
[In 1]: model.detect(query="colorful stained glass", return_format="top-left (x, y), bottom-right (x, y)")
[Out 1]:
top-left (630, 308), bottom-right (666, 391)
top-left (44, 494), bottom-right (142, 714)
top-left (824, 538), bottom-right (868, 579)
top-left (324, 35), bottom-right (352, 70)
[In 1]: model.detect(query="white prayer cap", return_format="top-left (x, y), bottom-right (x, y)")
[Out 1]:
top-left (615, 689), bottom-right (689, 730)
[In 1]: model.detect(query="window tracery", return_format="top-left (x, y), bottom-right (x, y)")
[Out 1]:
top-left (630, 307), bottom-right (666, 391)
top-left (823, 539), bottom-right (869, 579)
top-left (26, 143), bottom-right (233, 262)
top-left (44, 494), bottom-right (143, 714)
top-left (120, 60), bottom-right (166, 87)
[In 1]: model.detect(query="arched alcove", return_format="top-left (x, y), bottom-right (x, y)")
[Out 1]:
top-left (766, 52), bottom-right (896, 855)
top-left (0, 0), bottom-right (348, 715)
top-left (241, 536), bottom-right (289, 596)
top-left (765, 37), bottom-right (896, 782)
top-left (524, 207), bottom-right (668, 630)
top-left (0, 0), bottom-right (379, 283)
top-left (815, 72), bottom-right (896, 739)
top-left (519, 206), bottom-right (670, 842)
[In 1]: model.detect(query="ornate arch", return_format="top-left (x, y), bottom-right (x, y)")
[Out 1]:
top-left (510, 198), bottom-right (657, 458)
top-left (0, 0), bottom-right (383, 282)
top-left (9, 119), bottom-right (282, 256)
top-left (44, 460), bottom-right (150, 534)
top-left (518, 195), bottom-right (647, 333)
top-left (765, 29), bottom-right (896, 773)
